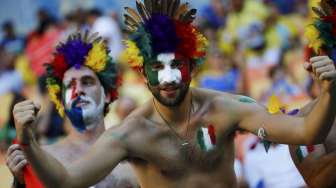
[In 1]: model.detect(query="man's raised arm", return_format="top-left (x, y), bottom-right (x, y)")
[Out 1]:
top-left (236, 56), bottom-right (336, 144)
top-left (13, 100), bottom-right (128, 188)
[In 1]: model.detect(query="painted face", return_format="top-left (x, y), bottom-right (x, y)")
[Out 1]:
top-left (145, 53), bottom-right (192, 106)
top-left (145, 53), bottom-right (191, 86)
top-left (62, 66), bottom-right (106, 132)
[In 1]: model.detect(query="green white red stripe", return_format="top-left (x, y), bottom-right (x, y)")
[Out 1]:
top-left (296, 145), bottom-right (315, 162)
top-left (197, 125), bottom-right (216, 151)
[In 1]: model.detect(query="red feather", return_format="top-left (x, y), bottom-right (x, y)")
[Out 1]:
top-left (52, 54), bottom-right (68, 80)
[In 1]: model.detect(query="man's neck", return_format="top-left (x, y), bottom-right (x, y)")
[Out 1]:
top-left (67, 118), bottom-right (105, 144)
top-left (153, 89), bottom-right (193, 126)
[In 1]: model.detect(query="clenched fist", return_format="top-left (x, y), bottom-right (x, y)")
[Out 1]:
top-left (6, 144), bottom-right (28, 184)
top-left (304, 56), bottom-right (336, 91)
top-left (13, 100), bottom-right (40, 144)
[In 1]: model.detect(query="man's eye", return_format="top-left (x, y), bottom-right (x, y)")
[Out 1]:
top-left (83, 80), bottom-right (94, 86)
top-left (171, 61), bottom-right (182, 69)
top-left (65, 80), bottom-right (75, 89)
top-left (151, 64), bottom-right (164, 71)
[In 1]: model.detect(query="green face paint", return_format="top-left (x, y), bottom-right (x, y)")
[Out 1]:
top-left (238, 96), bottom-right (257, 104)
top-left (144, 61), bottom-right (159, 86)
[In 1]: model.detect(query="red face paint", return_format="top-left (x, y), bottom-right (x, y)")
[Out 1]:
top-left (70, 80), bottom-right (77, 100)
top-left (175, 54), bottom-right (191, 83)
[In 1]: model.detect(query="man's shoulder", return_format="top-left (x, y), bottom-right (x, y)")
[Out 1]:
top-left (194, 88), bottom-right (254, 107)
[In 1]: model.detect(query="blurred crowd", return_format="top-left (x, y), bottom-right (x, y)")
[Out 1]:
top-left (0, 0), bottom-right (321, 187)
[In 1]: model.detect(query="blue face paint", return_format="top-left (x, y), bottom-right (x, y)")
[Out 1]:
top-left (65, 97), bottom-right (86, 132)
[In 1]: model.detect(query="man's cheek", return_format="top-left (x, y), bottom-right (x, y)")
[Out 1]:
top-left (145, 64), bottom-right (159, 86)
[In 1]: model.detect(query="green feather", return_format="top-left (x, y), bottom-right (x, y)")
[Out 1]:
top-left (97, 58), bottom-right (118, 90)
top-left (315, 20), bottom-right (336, 48)
top-left (130, 25), bottom-right (153, 60)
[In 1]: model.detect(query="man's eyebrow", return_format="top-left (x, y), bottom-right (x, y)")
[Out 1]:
top-left (81, 75), bottom-right (96, 82)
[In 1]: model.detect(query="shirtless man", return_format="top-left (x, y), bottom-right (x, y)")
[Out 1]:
top-left (12, 1), bottom-right (336, 188)
top-left (289, 79), bottom-right (336, 188)
top-left (287, 1), bottom-right (336, 187)
top-left (6, 32), bottom-right (137, 188)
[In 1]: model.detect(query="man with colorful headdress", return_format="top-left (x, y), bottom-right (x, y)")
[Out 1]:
top-left (288, 1), bottom-right (336, 187)
top-left (6, 32), bottom-right (138, 188)
top-left (12, 0), bottom-right (336, 187)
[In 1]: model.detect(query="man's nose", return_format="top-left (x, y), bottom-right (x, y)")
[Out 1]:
top-left (160, 68), bottom-right (177, 84)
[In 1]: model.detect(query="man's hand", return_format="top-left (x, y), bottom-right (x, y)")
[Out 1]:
top-left (13, 100), bottom-right (40, 144)
top-left (6, 144), bottom-right (27, 184)
top-left (305, 56), bottom-right (336, 91)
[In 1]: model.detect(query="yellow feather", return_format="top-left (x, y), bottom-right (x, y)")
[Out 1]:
top-left (85, 42), bottom-right (108, 72)
top-left (304, 24), bottom-right (323, 53)
top-left (47, 84), bottom-right (64, 117)
top-left (123, 40), bottom-right (144, 68)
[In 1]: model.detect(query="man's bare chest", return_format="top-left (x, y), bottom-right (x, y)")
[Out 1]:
top-left (132, 124), bottom-right (235, 176)
top-left (325, 123), bottom-right (336, 153)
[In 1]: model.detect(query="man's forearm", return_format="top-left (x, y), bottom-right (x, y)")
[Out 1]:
top-left (298, 98), bottom-right (319, 117)
top-left (304, 86), bottom-right (336, 144)
top-left (23, 139), bottom-right (72, 188)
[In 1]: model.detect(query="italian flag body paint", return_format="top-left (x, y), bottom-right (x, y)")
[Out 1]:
top-left (144, 62), bottom-right (159, 85)
top-left (197, 125), bottom-right (217, 151)
top-left (296, 145), bottom-right (315, 162)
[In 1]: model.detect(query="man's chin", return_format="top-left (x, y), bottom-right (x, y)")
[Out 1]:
top-left (155, 91), bottom-right (186, 107)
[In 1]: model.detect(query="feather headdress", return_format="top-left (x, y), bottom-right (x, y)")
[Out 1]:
top-left (122, 0), bottom-right (208, 70)
top-left (306, 0), bottom-right (336, 62)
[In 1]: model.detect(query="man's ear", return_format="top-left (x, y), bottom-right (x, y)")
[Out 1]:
top-left (105, 91), bottom-right (111, 103)
top-left (140, 68), bottom-right (149, 84)
top-left (190, 62), bottom-right (197, 77)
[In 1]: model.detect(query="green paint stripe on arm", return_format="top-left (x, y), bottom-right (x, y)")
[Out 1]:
top-left (197, 129), bottom-right (206, 151)
top-left (238, 96), bottom-right (257, 104)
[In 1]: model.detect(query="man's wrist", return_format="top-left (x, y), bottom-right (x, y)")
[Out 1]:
top-left (12, 177), bottom-right (25, 188)
top-left (321, 80), bottom-right (336, 94)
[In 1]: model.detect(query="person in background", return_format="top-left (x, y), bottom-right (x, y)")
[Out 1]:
top-left (6, 32), bottom-right (138, 188)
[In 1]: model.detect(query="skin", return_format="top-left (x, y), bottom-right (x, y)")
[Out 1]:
top-left (7, 66), bottom-right (138, 188)
top-left (289, 90), bottom-right (336, 188)
top-left (13, 55), bottom-right (336, 188)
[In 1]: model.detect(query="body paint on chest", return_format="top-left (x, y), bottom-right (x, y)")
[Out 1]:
top-left (296, 145), bottom-right (315, 162)
top-left (197, 125), bottom-right (217, 151)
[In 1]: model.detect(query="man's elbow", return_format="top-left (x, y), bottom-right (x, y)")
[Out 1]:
top-left (303, 133), bottom-right (326, 145)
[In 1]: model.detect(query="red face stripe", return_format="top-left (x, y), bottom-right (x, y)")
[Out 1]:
top-left (180, 62), bottom-right (190, 83)
top-left (208, 124), bottom-right (217, 145)
top-left (70, 80), bottom-right (77, 100)
top-left (174, 53), bottom-right (191, 83)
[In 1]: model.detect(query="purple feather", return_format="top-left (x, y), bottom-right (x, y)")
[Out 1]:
top-left (57, 39), bottom-right (92, 69)
top-left (144, 14), bottom-right (179, 55)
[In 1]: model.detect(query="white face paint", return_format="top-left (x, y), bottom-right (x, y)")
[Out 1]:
top-left (157, 53), bottom-right (182, 85)
top-left (81, 86), bottom-right (105, 130)
top-left (65, 86), bottom-right (105, 130)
